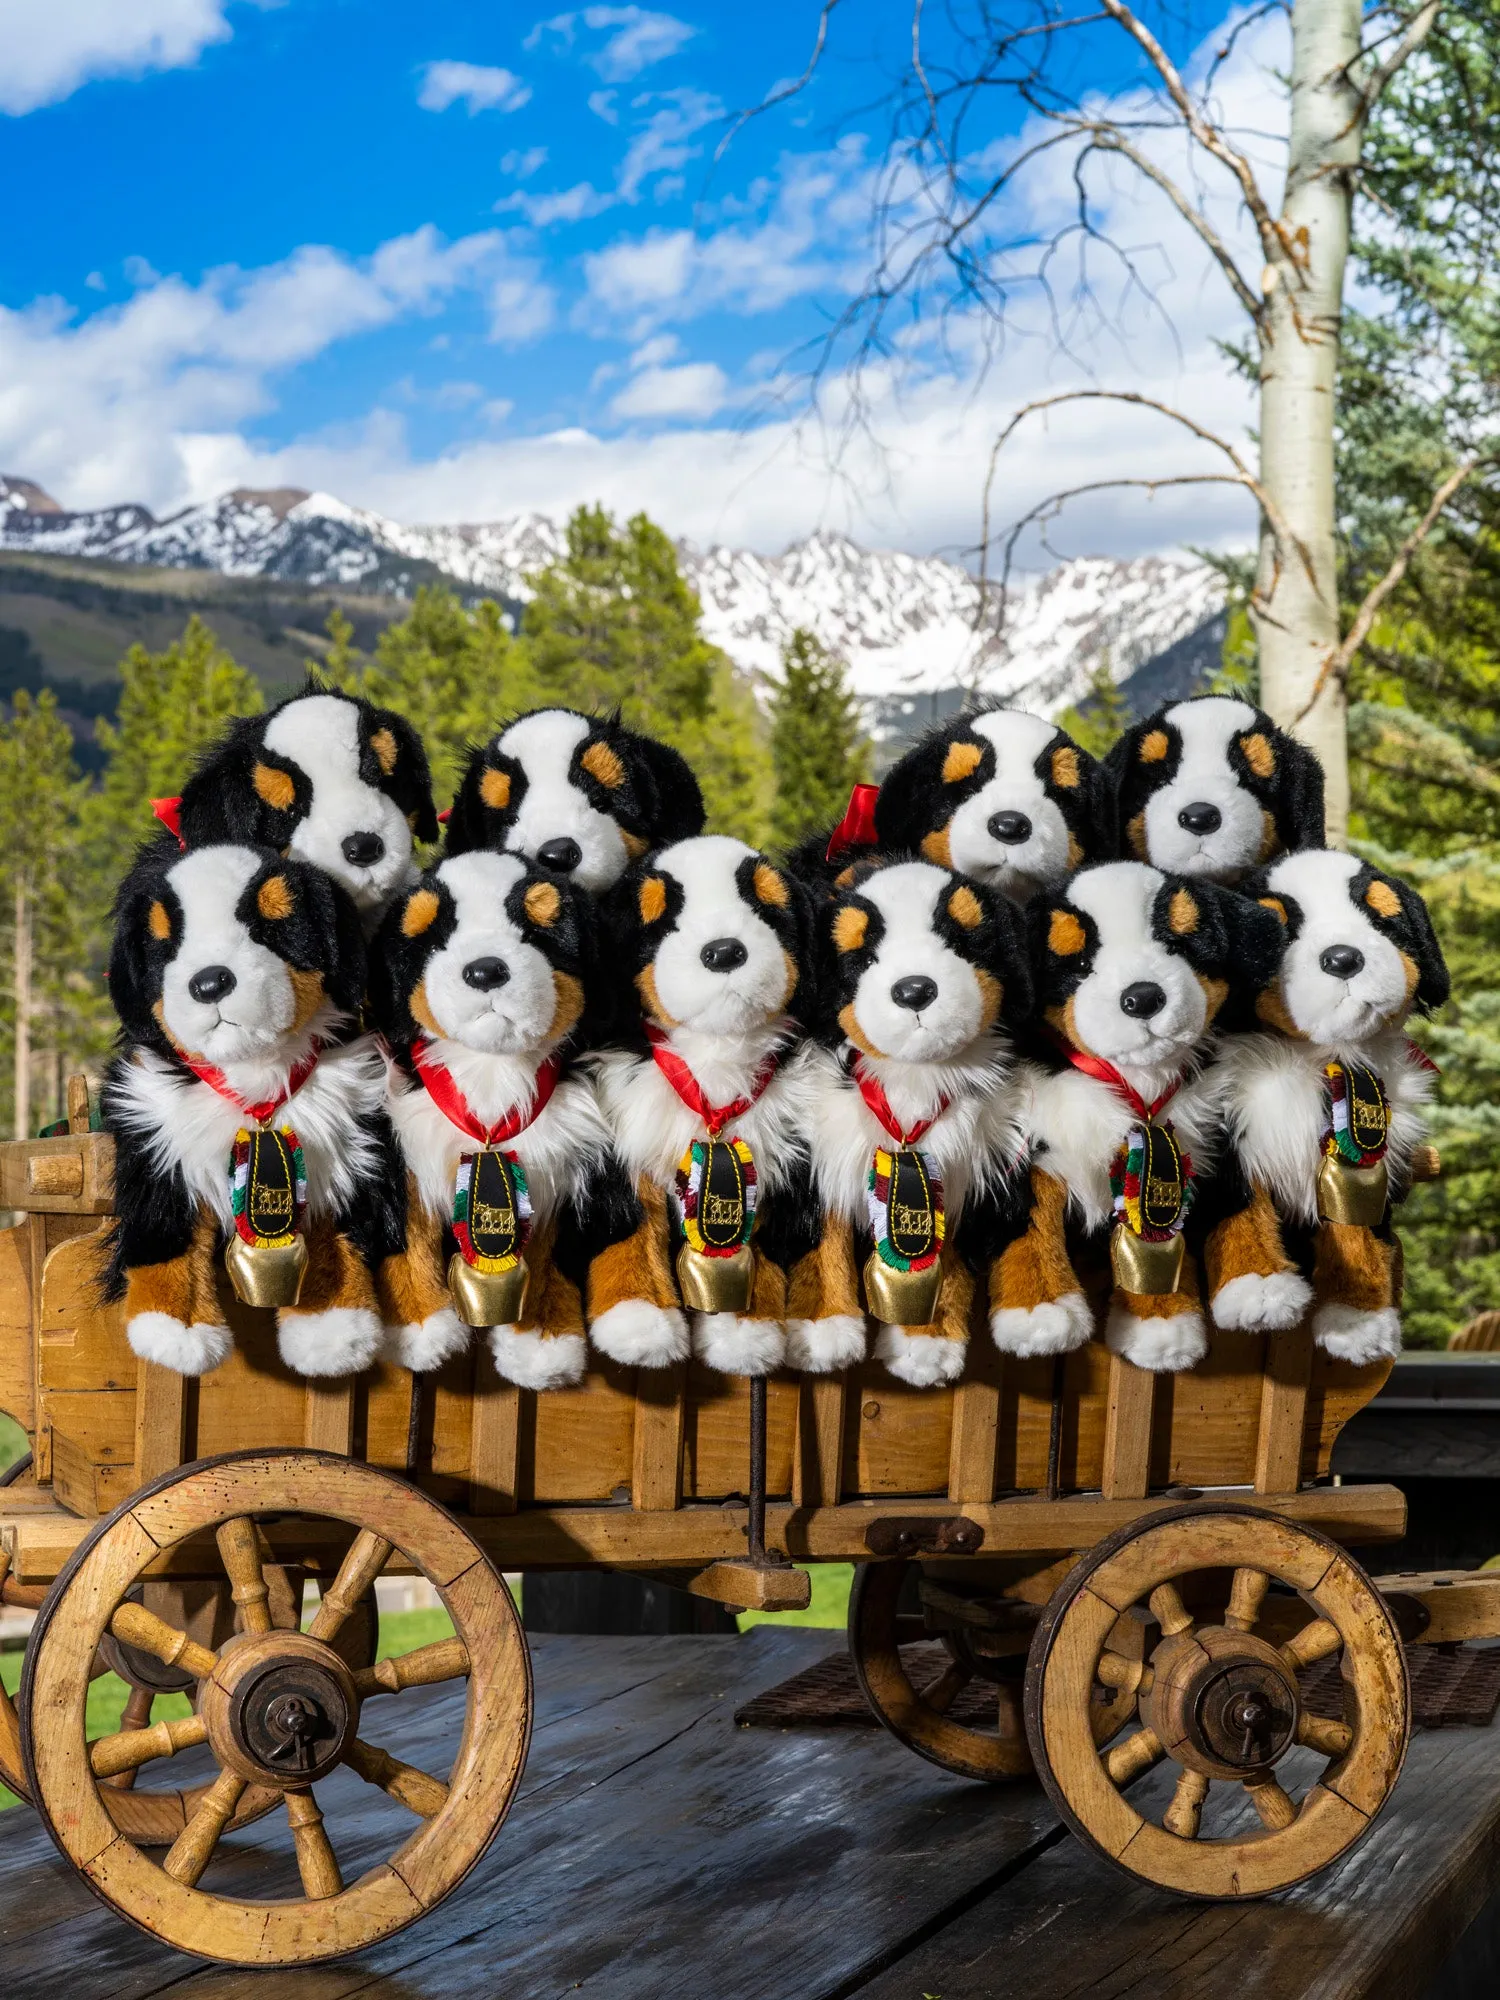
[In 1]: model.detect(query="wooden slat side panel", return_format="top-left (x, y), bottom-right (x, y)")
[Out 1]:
top-left (1305, 1351), bottom-right (1395, 1478)
top-left (1160, 1330), bottom-right (1265, 1487)
top-left (532, 1365), bottom-right (637, 1502)
top-left (793, 1377), bottom-right (846, 1508)
top-left (192, 1309), bottom-right (309, 1460)
top-left (843, 1363), bottom-right (953, 1496)
top-left (997, 1343), bottom-right (1112, 1492)
top-left (0, 1220), bottom-right (35, 1438)
top-left (1256, 1324), bottom-right (1315, 1493)
top-left (36, 1223), bottom-right (134, 1394)
top-left (682, 1367), bottom-right (796, 1500)
top-left (632, 1361), bottom-right (688, 1511)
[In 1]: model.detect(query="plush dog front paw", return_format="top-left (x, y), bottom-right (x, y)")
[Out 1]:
top-left (384, 1308), bottom-right (469, 1372)
top-left (278, 1305), bottom-right (383, 1378)
top-left (1105, 1305), bottom-right (1207, 1372)
top-left (692, 1313), bottom-right (786, 1376)
top-left (874, 1325), bottom-right (965, 1386)
top-left (1313, 1303), bottom-right (1401, 1365)
top-left (589, 1298), bottom-right (690, 1367)
top-left (1211, 1270), bottom-right (1313, 1333)
top-left (490, 1325), bottom-right (587, 1389)
top-left (785, 1314), bottom-right (867, 1374)
top-left (127, 1312), bottom-right (232, 1376)
top-left (990, 1290), bottom-right (1093, 1357)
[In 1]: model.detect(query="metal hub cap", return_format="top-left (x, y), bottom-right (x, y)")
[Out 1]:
top-left (1193, 1661), bottom-right (1297, 1770)
top-left (228, 1658), bottom-right (353, 1784)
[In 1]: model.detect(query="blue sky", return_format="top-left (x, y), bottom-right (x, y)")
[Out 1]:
top-left (0, 1), bottom-right (1267, 561)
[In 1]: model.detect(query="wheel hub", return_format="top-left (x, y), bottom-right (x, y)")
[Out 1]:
top-left (1192, 1660), bottom-right (1297, 1771)
top-left (1143, 1624), bottom-right (1301, 1781)
top-left (199, 1630), bottom-right (359, 1789)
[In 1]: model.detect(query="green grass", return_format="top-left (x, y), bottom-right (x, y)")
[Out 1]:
top-left (738, 1562), bottom-right (852, 1632)
top-left (0, 1414), bottom-right (26, 1477)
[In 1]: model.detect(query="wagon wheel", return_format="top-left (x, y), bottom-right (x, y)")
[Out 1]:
top-left (849, 1559), bottom-right (1132, 1782)
top-left (21, 1449), bottom-right (532, 1968)
top-left (1023, 1502), bottom-right (1409, 1899)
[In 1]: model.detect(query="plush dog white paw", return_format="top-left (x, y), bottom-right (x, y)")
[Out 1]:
top-left (589, 1298), bottom-right (690, 1367)
top-left (785, 1314), bottom-right (867, 1374)
top-left (1313, 1303), bottom-right (1402, 1365)
top-left (1211, 1270), bottom-right (1313, 1333)
top-left (126, 1312), bottom-right (232, 1376)
top-left (278, 1305), bottom-right (383, 1378)
top-left (692, 1313), bottom-right (786, 1376)
top-left (1105, 1305), bottom-right (1207, 1373)
top-left (384, 1308), bottom-right (469, 1373)
top-left (874, 1325), bottom-right (965, 1386)
top-left (490, 1325), bottom-right (587, 1389)
top-left (990, 1290), bottom-right (1093, 1358)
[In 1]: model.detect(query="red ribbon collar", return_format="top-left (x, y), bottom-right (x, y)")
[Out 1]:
top-left (645, 1023), bottom-right (779, 1137)
top-left (181, 1045), bottom-right (321, 1127)
top-left (854, 1061), bottom-right (950, 1147)
top-left (1066, 1047), bottom-right (1182, 1124)
top-left (412, 1042), bottom-right (561, 1146)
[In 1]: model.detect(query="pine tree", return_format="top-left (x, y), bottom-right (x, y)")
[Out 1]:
top-left (1055, 657), bottom-right (1132, 761)
top-left (768, 629), bottom-right (867, 849)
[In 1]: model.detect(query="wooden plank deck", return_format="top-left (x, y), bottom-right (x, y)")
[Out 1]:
top-left (2, 1627), bottom-right (1499, 1998)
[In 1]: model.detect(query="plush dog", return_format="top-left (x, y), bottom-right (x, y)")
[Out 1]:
top-left (1020, 860), bottom-right (1285, 1371)
top-left (873, 707), bottom-right (1105, 904)
top-left (445, 708), bottom-right (705, 893)
top-left (1103, 695), bottom-right (1325, 883)
top-left (369, 848), bottom-right (681, 1387)
top-left (173, 683), bottom-right (439, 922)
top-left (795, 855), bottom-right (1082, 1385)
top-left (589, 835), bottom-right (817, 1375)
top-left (102, 840), bottom-right (392, 1377)
top-left (1206, 849), bottom-right (1448, 1363)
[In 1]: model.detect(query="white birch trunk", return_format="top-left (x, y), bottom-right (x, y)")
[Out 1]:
top-left (13, 876), bottom-right (31, 1142)
top-left (1252, 0), bottom-right (1366, 845)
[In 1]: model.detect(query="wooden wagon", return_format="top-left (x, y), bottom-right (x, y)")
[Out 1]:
top-left (3, 1095), bottom-right (1498, 1965)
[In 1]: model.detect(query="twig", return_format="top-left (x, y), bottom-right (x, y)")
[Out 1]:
top-left (713, 1), bottom-right (842, 163)
top-left (1082, 126), bottom-right (1263, 321)
top-left (1359, 0), bottom-right (1442, 106)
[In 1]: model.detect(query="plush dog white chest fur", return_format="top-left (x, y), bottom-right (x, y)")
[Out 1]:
top-left (111, 1031), bottom-right (386, 1228)
top-left (590, 1033), bottom-right (813, 1194)
top-left (1215, 1027), bottom-right (1433, 1225)
top-left (1028, 1062), bottom-right (1221, 1231)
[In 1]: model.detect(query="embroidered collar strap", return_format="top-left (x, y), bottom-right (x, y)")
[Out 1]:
top-left (412, 1042), bottom-right (562, 1146)
top-left (181, 1044), bottom-right (321, 1128)
top-left (854, 1060), bottom-right (951, 1147)
top-left (1066, 1047), bottom-right (1183, 1123)
top-left (645, 1023), bottom-right (779, 1137)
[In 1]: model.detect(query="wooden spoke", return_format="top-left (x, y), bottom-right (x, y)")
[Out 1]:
top-left (352, 1636), bottom-right (471, 1698)
top-left (307, 1530), bottom-right (392, 1645)
top-left (1297, 1712), bottom-right (1354, 1758)
top-left (1163, 1767), bottom-right (1211, 1839)
top-left (99, 1684), bottom-right (155, 1790)
top-left (1105, 1727), bottom-right (1164, 1785)
top-left (996, 1678), bottom-right (1024, 1739)
top-left (1224, 1567), bottom-right (1271, 1633)
top-left (921, 1663), bottom-right (971, 1715)
top-left (1147, 1583), bottom-right (1194, 1638)
top-left (216, 1517), bottom-right (273, 1636)
top-left (1097, 1650), bottom-right (1154, 1700)
top-left (93, 1712), bottom-right (210, 1779)
top-left (109, 1601), bottom-right (218, 1679)
top-left (1244, 1773), bottom-right (1299, 1832)
top-left (285, 1788), bottom-right (343, 1899)
top-left (1281, 1618), bottom-right (1343, 1670)
top-left (163, 1768), bottom-right (248, 1886)
top-left (344, 1738), bottom-right (450, 1819)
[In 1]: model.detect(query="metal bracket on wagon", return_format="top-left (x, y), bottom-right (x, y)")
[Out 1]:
top-left (864, 1516), bottom-right (985, 1558)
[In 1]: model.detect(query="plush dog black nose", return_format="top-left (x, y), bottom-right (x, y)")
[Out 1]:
top-left (188, 965), bottom-right (236, 1004)
top-left (341, 831), bottom-right (385, 867)
top-left (891, 975), bottom-right (939, 1012)
top-left (1177, 802), bottom-right (1222, 836)
top-left (700, 937), bottom-right (748, 973)
top-left (537, 837), bottom-right (583, 874)
top-left (462, 957), bottom-right (510, 991)
top-left (1319, 944), bottom-right (1366, 980)
top-left (988, 810), bottom-right (1032, 845)
top-left (1120, 980), bottom-right (1166, 1018)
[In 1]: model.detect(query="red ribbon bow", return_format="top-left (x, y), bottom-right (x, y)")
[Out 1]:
top-left (645, 1023), bottom-right (779, 1137)
top-left (854, 1060), bottom-right (950, 1146)
top-left (180, 1044), bottom-right (321, 1127)
top-left (1066, 1047), bottom-right (1182, 1123)
top-left (152, 796), bottom-right (186, 850)
top-left (826, 783), bottom-right (880, 864)
top-left (412, 1042), bottom-right (561, 1145)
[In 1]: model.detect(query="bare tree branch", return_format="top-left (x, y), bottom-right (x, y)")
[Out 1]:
top-left (1359, 0), bottom-right (1442, 107)
top-left (1082, 126), bottom-right (1264, 320)
top-left (713, 0), bottom-right (843, 164)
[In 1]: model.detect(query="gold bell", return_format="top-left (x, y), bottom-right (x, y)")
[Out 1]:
top-left (225, 1231), bottom-right (308, 1310)
top-left (447, 1253), bottom-right (530, 1329)
top-left (676, 1242), bottom-right (754, 1315)
top-left (1316, 1153), bottom-right (1389, 1227)
top-left (863, 1251), bottom-right (943, 1328)
top-left (1110, 1225), bottom-right (1185, 1297)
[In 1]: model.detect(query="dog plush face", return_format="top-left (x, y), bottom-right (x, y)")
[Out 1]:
top-left (874, 709), bottom-right (1100, 903)
top-left (824, 859), bottom-right (1029, 1064)
top-left (109, 843), bottom-right (365, 1067)
top-left (1106, 695), bottom-right (1326, 884)
top-left (1245, 849), bottom-right (1449, 1044)
top-left (445, 708), bottom-right (705, 895)
top-left (374, 849), bottom-right (593, 1058)
top-left (177, 688), bottom-right (438, 917)
top-left (617, 835), bottom-right (805, 1038)
top-left (1032, 860), bottom-right (1284, 1069)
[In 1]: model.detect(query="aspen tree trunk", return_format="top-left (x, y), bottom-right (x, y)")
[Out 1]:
top-left (13, 877), bottom-right (31, 1141)
top-left (1252, 0), bottom-right (1366, 845)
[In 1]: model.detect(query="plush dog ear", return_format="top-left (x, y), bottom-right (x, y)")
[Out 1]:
top-left (1268, 726), bottom-right (1327, 852)
top-left (874, 723), bottom-right (988, 854)
top-left (106, 840), bottom-right (184, 1048)
top-left (176, 713), bottom-right (283, 848)
top-left (619, 726), bottom-right (706, 846)
top-left (291, 861), bottom-right (368, 1016)
top-left (1388, 874), bottom-right (1450, 1011)
top-left (1163, 877), bottom-right (1286, 1027)
top-left (986, 887), bottom-right (1034, 1025)
top-left (367, 705), bottom-right (440, 844)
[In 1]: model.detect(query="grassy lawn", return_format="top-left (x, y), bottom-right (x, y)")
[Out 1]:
top-left (739, 1562), bottom-right (851, 1632)
top-left (0, 1414), bottom-right (25, 1477)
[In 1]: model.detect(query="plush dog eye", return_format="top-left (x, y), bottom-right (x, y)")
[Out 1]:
top-left (1139, 730), bottom-right (1169, 764)
top-left (402, 888), bottom-right (441, 937)
top-left (941, 740), bottom-right (983, 783)
top-left (1238, 731), bottom-right (1275, 779)
top-left (148, 899), bottom-right (171, 941)
top-left (525, 880), bottom-right (562, 927)
top-left (1050, 745), bottom-right (1081, 789)
top-left (1258, 895), bottom-right (1290, 925)
top-left (253, 761), bottom-right (297, 811)
top-left (947, 886), bottom-right (984, 929)
top-left (479, 767), bottom-right (512, 811)
top-left (1365, 880), bottom-right (1402, 919)
top-left (1048, 909), bottom-right (1087, 955)
top-left (752, 863), bottom-right (789, 907)
top-left (1168, 888), bottom-right (1198, 935)
top-left (581, 741), bottom-right (626, 789)
top-left (832, 904), bottom-right (868, 952)
top-left (257, 875), bottom-right (295, 921)
top-left (369, 726), bottom-right (399, 776)
top-left (639, 876), bottom-right (668, 924)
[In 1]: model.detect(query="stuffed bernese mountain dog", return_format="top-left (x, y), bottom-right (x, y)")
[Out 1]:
top-left (873, 707), bottom-right (1105, 904)
top-left (173, 683), bottom-right (439, 923)
top-left (445, 708), bottom-right (705, 894)
top-left (1206, 848), bottom-right (1447, 1363)
top-left (796, 855), bottom-right (1084, 1385)
top-left (102, 839), bottom-right (392, 1377)
top-left (1103, 694), bottom-right (1326, 883)
top-left (589, 834), bottom-right (817, 1375)
top-left (369, 848), bottom-right (682, 1387)
top-left (1021, 860), bottom-right (1285, 1370)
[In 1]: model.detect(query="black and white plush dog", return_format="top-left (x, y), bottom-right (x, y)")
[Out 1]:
top-left (445, 708), bottom-right (704, 894)
top-left (1104, 695), bottom-right (1325, 883)
top-left (174, 684), bottom-right (439, 922)
top-left (590, 834), bottom-right (817, 1375)
top-left (874, 707), bottom-right (1105, 904)
top-left (1206, 849), bottom-right (1447, 1363)
top-left (1021, 860), bottom-right (1285, 1370)
top-left (370, 848), bottom-right (682, 1387)
top-left (102, 840), bottom-right (391, 1376)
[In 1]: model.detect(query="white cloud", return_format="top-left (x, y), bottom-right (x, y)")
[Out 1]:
top-left (417, 61), bottom-right (531, 115)
top-left (629, 333), bottom-right (680, 368)
top-left (611, 358), bottom-right (727, 419)
top-left (587, 88), bottom-right (618, 124)
top-left (498, 84), bottom-right (718, 225)
top-left (498, 181), bottom-right (612, 226)
top-left (501, 145), bottom-right (548, 179)
top-left (525, 8), bottom-right (694, 82)
top-left (0, 0), bottom-right (269, 116)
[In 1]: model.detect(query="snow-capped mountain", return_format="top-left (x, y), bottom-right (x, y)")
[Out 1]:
top-left (0, 479), bottom-right (1224, 718)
